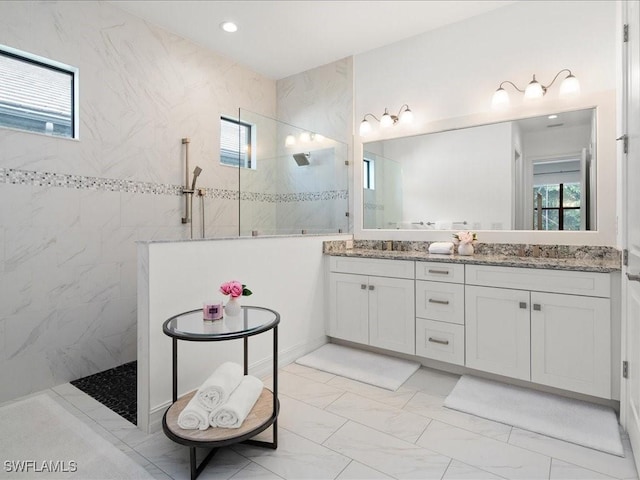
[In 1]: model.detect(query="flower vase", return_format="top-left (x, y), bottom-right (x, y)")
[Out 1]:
top-left (225, 297), bottom-right (242, 316)
top-left (458, 242), bottom-right (474, 256)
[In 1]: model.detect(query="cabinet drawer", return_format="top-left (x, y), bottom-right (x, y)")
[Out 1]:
top-left (415, 261), bottom-right (464, 283)
top-left (465, 265), bottom-right (610, 298)
top-left (329, 256), bottom-right (414, 279)
top-left (416, 280), bottom-right (464, 325)
top-left (416, 318), bottom-right (464, 366)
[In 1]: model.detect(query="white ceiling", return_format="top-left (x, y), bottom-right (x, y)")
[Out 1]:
top-left (111, 0), bottom-right (515, 80)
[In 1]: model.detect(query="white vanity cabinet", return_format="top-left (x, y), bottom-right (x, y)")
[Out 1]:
top-left (328, 257), bottom-right (415, 355)
top-left (415, 262), bottom-right (465, 366)
top-left (465, 265), bottom-right (612, 398)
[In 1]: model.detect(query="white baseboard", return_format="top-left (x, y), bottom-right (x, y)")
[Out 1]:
top-left (145, 336), bottom-right (328, 433)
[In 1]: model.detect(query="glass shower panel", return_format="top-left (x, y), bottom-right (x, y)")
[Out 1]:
top-left (238, 109), bottom-right (349, 236)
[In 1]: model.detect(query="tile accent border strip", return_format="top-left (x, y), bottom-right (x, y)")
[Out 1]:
top-left (0, 167), bottom-right (348, 203)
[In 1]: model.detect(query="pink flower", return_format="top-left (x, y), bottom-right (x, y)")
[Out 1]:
top-left (453, 231), bottom-right (477, 245)
top-left (220, 280), bottom-right (243, 298)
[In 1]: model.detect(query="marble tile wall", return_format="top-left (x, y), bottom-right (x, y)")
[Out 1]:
top-left (0, 0), bottom-right (277, 402)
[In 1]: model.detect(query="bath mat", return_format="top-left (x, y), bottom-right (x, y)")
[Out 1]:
top-left (444, 375), bottom-right (624, 456)
top-left (0, 393), bottom-right (153, 478)
top-left (295, 343), bottom-right (420, 391)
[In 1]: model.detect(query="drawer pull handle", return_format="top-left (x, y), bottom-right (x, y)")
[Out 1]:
top-left (627, 273), bottom-right (640, 282)
top-left (533, 304), bottom-right (541, 311)
top-left (369, 285), bottom-right (375, 291)
top-left (428, 299), bottom-right (450, 305)
top-left (428, 337), bottom-right (449, 345)
top-left (428, 269), bottom-right (449, 275)
top-left (519, 302), bottom-right (527, 309)
top-left (361, 284), bottom-right (367, 290)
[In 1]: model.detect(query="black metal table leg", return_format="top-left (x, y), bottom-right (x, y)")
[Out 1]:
top-left (190, 447), bottom-right (219, 480)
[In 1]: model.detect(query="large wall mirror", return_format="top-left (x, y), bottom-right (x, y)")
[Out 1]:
top-left (363, 108), bottom-right (597, 232)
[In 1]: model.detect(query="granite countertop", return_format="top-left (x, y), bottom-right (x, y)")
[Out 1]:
top-left (326, 248), bottom-right (621, 273)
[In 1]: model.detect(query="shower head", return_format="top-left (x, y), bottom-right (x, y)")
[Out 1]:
top-left (191, 166), bottom-right (202, 190)
top-left (293, 152), bottom-right (310, 166)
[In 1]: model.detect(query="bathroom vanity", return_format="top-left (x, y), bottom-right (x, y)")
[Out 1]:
top-left (326, 243), bottom-right (621, 400)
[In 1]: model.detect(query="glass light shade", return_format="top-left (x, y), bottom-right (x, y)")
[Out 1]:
top-left (314, 133), bottom-right (325, 142)
top-left (400, 108), bottom-right (414, 124)
top-left (285, 134), bottom-right (296, 146)
top-left (299, 132), bottom-right (311, 142)
top-left (559, 74), bottom-right (580, 97)
top-left (524, 79), bottom-right (544, 100)
top-left (491, 87), bottom-right (510, 109)
top-left (380, 112), bottom-right (393, 128)
top-left (359, 119), bottom-right (372, 136)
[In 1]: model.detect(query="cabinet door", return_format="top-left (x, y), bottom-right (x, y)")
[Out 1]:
top-left (369, 276), bottom-right (415, 355)
top-left (531, 292), bottom-right (611, 398)
top-left (465, 285), bottom-right (531, 380)
top-left (328, 272), bottom-right (369, 344)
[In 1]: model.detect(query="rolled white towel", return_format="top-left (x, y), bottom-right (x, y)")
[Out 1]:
top-left (209, 375), bottom-right (263, 429)
top-left (177, 395), bottom-right (210, 430)
top-left (196, 361), bottom-right (243, 411)
top-left (429, 242), bottom-right (454, 254)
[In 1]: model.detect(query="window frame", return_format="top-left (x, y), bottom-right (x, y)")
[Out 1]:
top-left (363, 157), bottom-right (375, 190)
top-left (533, 182), bottom-right (581, 230)
top-left (219, 116), bottom-right (256, 170)
top-left (0, 44), bottom-right (79, 139)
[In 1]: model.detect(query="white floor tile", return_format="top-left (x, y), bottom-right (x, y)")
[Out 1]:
top-left (323, 420), bottom-right (451, 479)
top-left (233, 428), bottom-right (350, 480)
top-left (277, 394), bottom-right (347, 444)
top-left (336, 460), bottom-right (393, 480)
top-left (229, 461), bottom-right (284, 480)
top-left (326, 391), bottom-right (431, 443)
top-left (272, 371), bottom-right (345, 409)
top-left (404, 391), bottom-right (512, 441)
top-left (401, 367), bottom-right (461, 397)
top-left (326, 375), bottom-right (416, 409)
top-left (442, 460), bottom-right (505, 479)
top-left (417, 420), bottom-right (551, 479)
top-left (282, 363), bottom-right (336, 384)
top-left (550, 459), bottom-right (617, 480)
top-left (509, 428), bottom-right (638, 480)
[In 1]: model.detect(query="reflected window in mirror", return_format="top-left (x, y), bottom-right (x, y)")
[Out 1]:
top-left (533, 183), bottom-right (582, 231)
top-left (364, 157), bottom-right (375, 190)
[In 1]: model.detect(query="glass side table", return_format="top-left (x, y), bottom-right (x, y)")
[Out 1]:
top-left (161, 305), bottom-right (280, 480)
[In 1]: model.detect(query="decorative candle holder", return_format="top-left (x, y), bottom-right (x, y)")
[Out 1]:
top-left (203, 302), bottom-right (223, 321)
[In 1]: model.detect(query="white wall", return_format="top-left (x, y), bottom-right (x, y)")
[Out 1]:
top-left (0, 0), bottom-right (275, 402)
top-left (384, 122), bottom-right (513, 230)
top-left (137, 234), bottom-right (345, 432)
top-left (353, 0), bottom-right (618, 245)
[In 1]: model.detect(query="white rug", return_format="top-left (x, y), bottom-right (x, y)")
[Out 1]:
top-left (444, 375), bottom-right (624, 456)
top-left (0, 394), bottom-right (153, 479)
top-left (295, 343), bottom-right (420, 391)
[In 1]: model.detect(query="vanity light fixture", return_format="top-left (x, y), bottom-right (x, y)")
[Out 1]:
top-left (491, 69), bottom-right (580, 109)
top-left (284, 131), bottom-right (324, 147)
top-left (359, 104), bottom-right (413, 137)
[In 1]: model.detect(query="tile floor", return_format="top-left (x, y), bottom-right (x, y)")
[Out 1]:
top-left (9, 363), bottom-right (640, 480)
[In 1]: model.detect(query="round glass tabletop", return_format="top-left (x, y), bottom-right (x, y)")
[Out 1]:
top-left (163, 305), bottom-right (279, 341)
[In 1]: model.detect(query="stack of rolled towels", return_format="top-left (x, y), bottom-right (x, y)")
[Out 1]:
top-left (177, 361), bottom-right (263, 430)
top-left (428, 241), bottom-right (454, 254)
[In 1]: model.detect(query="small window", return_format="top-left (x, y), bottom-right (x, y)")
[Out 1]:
top-left (364, 157), bottom-right (375, 190)
top-left (220, 116), bottom-right (255, 168)
top-left (0, 45), bottom-right (77, 138)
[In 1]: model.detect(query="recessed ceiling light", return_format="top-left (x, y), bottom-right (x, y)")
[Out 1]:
top-left (220, 21), bottom-right (238, 33)
top-left (548, 114), bottom-right (558, 119)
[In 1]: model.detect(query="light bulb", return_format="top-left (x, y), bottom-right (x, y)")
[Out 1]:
top-left (491, 87), bottom-right (510, 109)
top-left (559, 74), bottom-right (580, 97)
top-left (380, 111), bottom-right (393, 128)
top-left (299, 132), bottom-right (311, 142)
top-left (359, 119), bottom-right (372, 136)
top-left (524, 76), bottom-right (544, 100)
top-left (220, 21), bottom-right (238, 33)
top-left (285, 134), bottom-right (296, 147)
top-left (400, 108), bottom-right (413, 124)
top-left (314, 133), bottom-right (325, 142)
